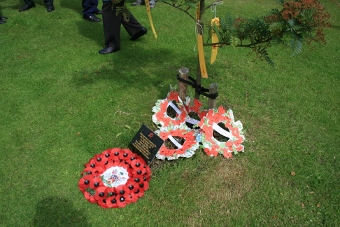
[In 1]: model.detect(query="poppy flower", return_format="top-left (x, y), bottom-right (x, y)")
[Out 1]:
top-left (78, 174), bottom-right (94, 192)
top-left (204, 147), bottom-right (219, 156)
top-left (84, 190), bottom-right (96, 204)
top-left (94, 187), bottom-right (109, 208)
top-left (106, 196), bottom-right (119, 208)
top-left (167, 90), bottom-right (181, 101)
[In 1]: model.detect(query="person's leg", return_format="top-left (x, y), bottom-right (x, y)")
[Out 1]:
top-left (44, 0), bottom-right (55, 12)
top-left (93, 0), bottom-right (102, 14)
top-left (19, 0), bottom-right (36, 11)
top-left (94, 0), bottom-right (101, 14)
top-left (82, 0), bottom-right (99, 16)
top-left (24, 0), bottom-right (35, 7)
top-left (82, 0), bottom-right (101, 22)
top-left (101, 1), bottom-right (121, 50)
top-left (121, 12), bottom-right (147, 40)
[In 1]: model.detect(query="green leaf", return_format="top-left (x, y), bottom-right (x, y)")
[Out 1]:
top-left (230, 36), bottom-right (240, 47)
top-left (290, 38), bottom-right (303, 56)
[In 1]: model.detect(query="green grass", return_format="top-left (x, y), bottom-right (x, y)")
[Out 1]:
top-left (0, 0), bottom-right (339, 226)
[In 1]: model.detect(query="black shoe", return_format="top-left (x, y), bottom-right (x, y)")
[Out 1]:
top-left (19, 4), bottom-right (36, 12)
top-left (47, 4), bottom-right (55, 12)
top-left (0, 20), bottom-right (6, 24)
top-left (94, 10), bottom-right (102, 15)
top-left (130, 27), bottom-right (147, 41)
top-left (83, 15), bottom-right (101, 22)
top-left (99, 47), bottom-right (120, 54)
top-left (0, 16), bottom-right (7, 20)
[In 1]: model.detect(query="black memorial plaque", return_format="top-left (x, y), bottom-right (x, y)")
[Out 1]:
top-left (130, 125), bottom-right (164, 164)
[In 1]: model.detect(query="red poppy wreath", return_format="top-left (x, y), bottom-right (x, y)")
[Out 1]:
top-left (198, 106), bottom-right (245, 158)
top-left (78, 148), bottom-right (151, 208)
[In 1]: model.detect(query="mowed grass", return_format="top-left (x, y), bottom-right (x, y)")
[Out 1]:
top-left (0, 0), bottom-right (339, 226)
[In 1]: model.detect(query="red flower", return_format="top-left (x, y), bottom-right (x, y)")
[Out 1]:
top-left (95, 186), bottom-right (109, 208)
top-left (204, 147), bottom-right (218, 156)
top-left (223, 150), bottom-right (233, 159)
top-left (105, 187), bottom-right (119, 208)
top-left (167, 91), bottom-right (181, 101)
top-left (84, 191), bottom-right (96, 204)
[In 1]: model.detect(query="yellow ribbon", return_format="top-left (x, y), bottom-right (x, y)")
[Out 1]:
top-left (144, 0), bottom-right (157, 38)
top-left (197, 34), bottom-right (208, 78)
top-left (210, 17), bottom-right (220, 64)
top-left (196, 3), bottom-right (208, 78)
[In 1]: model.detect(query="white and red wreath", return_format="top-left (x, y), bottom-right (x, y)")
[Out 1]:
top-left (152, 91), bottom-right (188, 130)
top-left (198, 106), bottom-right (245, 158)
top-left (155, 126), bottom-right (199, 160)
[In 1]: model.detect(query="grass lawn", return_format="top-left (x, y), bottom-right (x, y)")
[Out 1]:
top-left (0, 0), bottom-right (339, 226)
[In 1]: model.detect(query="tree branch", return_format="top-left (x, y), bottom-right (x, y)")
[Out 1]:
top-left (161, 2), bottom-right (196, 21)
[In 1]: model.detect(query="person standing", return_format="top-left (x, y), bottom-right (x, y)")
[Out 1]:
top-left (82, 0), bottom-right (102, 22)
top-left (99, 0), bottom-right (147, 54)
top-left (19, 0), bottom-right (55, 12)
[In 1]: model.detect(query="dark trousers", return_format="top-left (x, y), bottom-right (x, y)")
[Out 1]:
top-left (82, 0), bottom-right (99, 16)
top-left (102, 1), bottom-right (143, 49)
top-left (24, 0), bottom-right (54, 6)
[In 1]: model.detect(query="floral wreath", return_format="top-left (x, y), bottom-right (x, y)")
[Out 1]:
top-left (155, 126), bottom-right (199, 160)
top-left (198, 106), bottom-right (245, 158)
top-left (152, 91), bottom-right (188, 130)
top-left (78, 148), bottom-right (151, 208)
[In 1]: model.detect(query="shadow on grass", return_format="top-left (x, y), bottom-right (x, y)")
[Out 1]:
top-left (70, 45), bottom-right (197, 98)
top-left (33, 196), bottom-right (89, 227)
top-left (59, 0), bottom-right (82, 13)
top-left (75, 19), bottom-right (103, 46)
top-left (0, 0), bottom-right (20, 10)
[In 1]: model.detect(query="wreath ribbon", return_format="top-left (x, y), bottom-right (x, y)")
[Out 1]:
top-left (168, 135), bottom-right (183, 149)
top-left (168, 101), bottom-right (182, 115)
top-left (212, 122), bottom-right (232, 139)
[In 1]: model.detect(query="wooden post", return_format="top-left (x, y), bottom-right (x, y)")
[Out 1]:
top-left (178, 67), bottom-right (189, 101)
top-left (208, 83), bottom-right (218, 109)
